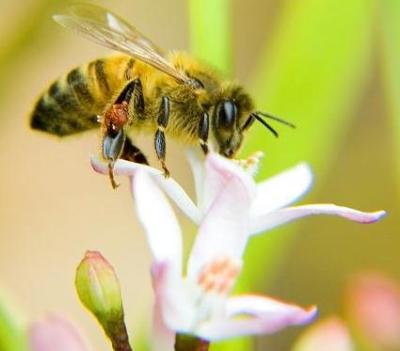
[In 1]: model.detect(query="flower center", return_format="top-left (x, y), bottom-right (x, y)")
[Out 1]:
top-left (197, 257), bottom-right (241, 295)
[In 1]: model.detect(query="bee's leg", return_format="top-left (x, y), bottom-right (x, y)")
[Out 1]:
top-left (120, 136), bottom-right (149, 165)
top-left (154, 96), bottom-right (170, 177)
top-left (102, 129), bottom-right (126, 189)
top-left (132, 78), bottom-right (144, 113)
top-left (115, 79), bottom-right (144, 112)
top-left (198, 112), bottom-right (210, 155)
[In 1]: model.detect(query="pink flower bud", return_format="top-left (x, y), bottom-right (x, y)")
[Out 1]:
top-left (75, 251), bottom-right (123, 325)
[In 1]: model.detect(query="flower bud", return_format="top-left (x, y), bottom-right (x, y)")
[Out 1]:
top-left (75, 251), bottom-right (123, 328)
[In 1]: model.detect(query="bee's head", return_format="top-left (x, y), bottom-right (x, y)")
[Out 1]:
top-left (211, 84), bottom-right (255, 158)
top-left (211, 83), bottom-right (295, 158)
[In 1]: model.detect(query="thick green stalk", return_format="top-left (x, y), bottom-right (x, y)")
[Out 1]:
top-left (189, 0), bottom-right (232, 76)
top-left (380, 0), bottom-right (400, 190)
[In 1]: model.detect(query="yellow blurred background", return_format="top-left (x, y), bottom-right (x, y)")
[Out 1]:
top-left (0, 0), bottom-right (397, 350)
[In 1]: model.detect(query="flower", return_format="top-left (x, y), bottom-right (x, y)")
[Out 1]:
top-left (346, 273), bottom-right (400, 350)
top-left (91, 150), bottom-right (385, 347)
top-left (29, 315), bottom-right (89, 351)
top-left (291, 317), bottom-right (353, 351)
top-left (132, 162), bottom-right (317, 344)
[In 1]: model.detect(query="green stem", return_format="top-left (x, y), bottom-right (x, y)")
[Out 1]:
top-left (175, 334), bottom-right (210, 351)
top-left (105, 316), bottom-right (133, 351)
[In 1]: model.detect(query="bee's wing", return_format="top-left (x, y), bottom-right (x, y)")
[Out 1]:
top-left (54, 4), bottom-right (190, 83)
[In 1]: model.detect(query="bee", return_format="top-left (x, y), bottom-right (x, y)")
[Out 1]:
top-left (30, 4), bottom-right (294, 188)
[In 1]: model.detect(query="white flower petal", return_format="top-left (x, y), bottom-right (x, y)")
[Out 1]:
top-left (187, 171), bottom-right (252, 279)
top-left (91, 156), bottom-right (201, 223)
top-left (153, 177), bottom-right (201, 225)
top-left (187, 148), bottom-right (206, 211)
top-left (29, 315), bottom-right (89, 351)
top-left (201, 153), bottom-right (256, 214)
top-left (151, 262), bottom-right (196, 334)
top-left (196, 295), bottom-right (317, 341)
top-left (251, 162), bottom-right (313, 217)
top-left (250, 204), bottom-right (386, 235)
top-left (91, 156), bottom-right (161, 176)
top-left (132, 170), bottom-right (182, 270)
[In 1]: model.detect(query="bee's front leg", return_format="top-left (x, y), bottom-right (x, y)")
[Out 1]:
top-left (154, 96), bottom-right (170, 177)
top-left (198, 111), bottom-right (210, 155)
top-left (102, 79), bottom-right (146, 188)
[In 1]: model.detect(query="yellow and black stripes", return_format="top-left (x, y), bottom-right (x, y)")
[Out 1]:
top-left (30, 55), bottom-right (136, 136)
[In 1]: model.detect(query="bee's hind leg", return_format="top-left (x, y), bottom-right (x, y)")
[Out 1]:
top-left (120, 136), bottom-right (149, 165)
top-left (154, 96), bottom-right (170, 177)
top-left (198, 112), bottom-right (210, 155)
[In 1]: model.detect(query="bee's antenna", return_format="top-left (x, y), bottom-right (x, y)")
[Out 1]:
top-left (252, 113), bottom-right (279, 138)
top-left (256, 111), bottom-right (296, 128)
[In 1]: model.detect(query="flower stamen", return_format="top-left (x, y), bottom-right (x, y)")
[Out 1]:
top-left (197, 257), bottom-right (241, 295)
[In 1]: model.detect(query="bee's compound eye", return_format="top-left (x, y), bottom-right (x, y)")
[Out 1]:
top-left (217, 100), bottom-right (237, 129)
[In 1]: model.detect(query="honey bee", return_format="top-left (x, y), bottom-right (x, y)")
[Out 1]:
top-left (30, 4), bottom-right (294, 188)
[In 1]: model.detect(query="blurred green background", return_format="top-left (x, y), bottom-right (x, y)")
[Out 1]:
top-left (0, 0), bottom-right (397, 350)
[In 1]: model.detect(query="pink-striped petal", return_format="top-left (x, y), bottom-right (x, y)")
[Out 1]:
top-left (200, 153), bottom-right (255, 214)
top-left (251, 163), bottom-right (313, 216)
top-left (91, 157), bottom-right (201, 223)
top-left (29, 315), bottom-right (88, 351)
top-left (132, 170), bottom-right (182, 271)
top-left (151, 262), bottom-right (196, 334)
top-left (250, 204), bottom-right (386, 235)
top-left (292, 317), bottom-right (353, 351)
top-left (187, 168), bottom-right (253, 279)
top-left (196, 295), bottom-right (317, 340)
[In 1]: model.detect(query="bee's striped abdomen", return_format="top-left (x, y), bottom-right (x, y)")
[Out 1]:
top-left (30, 55), bottom-right (134, 136)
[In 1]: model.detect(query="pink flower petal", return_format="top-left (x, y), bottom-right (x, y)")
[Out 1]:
top-left (152, 263), bottom-right (176, 351)
top-left (347, 273), bottom-right (400, 349)
top-left (151, 262), bottom-right (196, 334)
top-left (187, 148), bottom-right (206, 211)
top-left (292, 317), bottom-right (353, 351)
top-left (200, 153), bottom-right (256, 214)
top-left (251, 162), bottom-right (313, 216)
top-left (250, 204), bottom-right (386, 235)
top-left (132, 170), bottom-right (182, 270)
top-left (91, 156), bottom-right (201, 223)
top-left (29, 315), bottom-right (89, 351)
top-left (196, 295), bottom-right (317, 340)
top-left (187, 168), bottom-right (253, 279)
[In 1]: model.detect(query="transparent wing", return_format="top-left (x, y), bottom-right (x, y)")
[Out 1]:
top-left (53, 3), bottom-right (190, 83)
